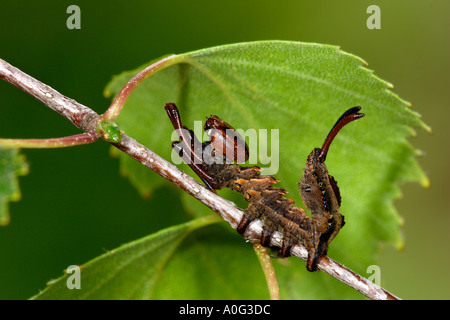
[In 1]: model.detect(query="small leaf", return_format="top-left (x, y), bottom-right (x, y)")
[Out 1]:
top-left (96, 120), bottom-right (122, 143)
top-left (0, 146), bottom-right (28, 225)
top-left (104, 41), bottom-right (429, 298)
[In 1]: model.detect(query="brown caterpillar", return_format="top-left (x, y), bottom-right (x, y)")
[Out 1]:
top-left (165, 103), bottom-right (364, 271)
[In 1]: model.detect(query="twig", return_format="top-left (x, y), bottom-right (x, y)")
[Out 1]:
top-left (0, 59), bottom-right (98, 131)
top-left (0, 57), bottom-right (400, 300)
top-left (253, 243), bottom-right (281, 300)
top-left (103, 54), bottom-right (184, 121)
top-left (0, 133), bottom-right (98, 148)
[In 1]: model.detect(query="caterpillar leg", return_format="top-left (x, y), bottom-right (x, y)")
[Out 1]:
top-left (172, 141), bottom-right (219, 192)
top-left (306, 251), bottom-right (320, 272)
top-left (260, 226), bottom-right (273, 247)
top-left (281, 239), bottom-right (292, 257)
top-left (236, 216), bottom-right (252, 235)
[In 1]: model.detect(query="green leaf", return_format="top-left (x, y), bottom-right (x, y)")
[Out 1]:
top-left (104, 41), bottom-right (429, 299)
top-left (0, 146), bottom-right (28, 225)
top-left (96, 120), bottom-right (122, 143)
top-left (31, 215), bottom-right (234, 299)
top-left (32, 215), bottom-right (271, 299)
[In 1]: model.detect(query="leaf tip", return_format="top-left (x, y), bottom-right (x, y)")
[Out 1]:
top-left (0, 214), bottom-right (10, 226)
top-left (420, 175), bottom-right (431, 189)
top-left (422, 123), bottom-right (433, 134)
top-left (103, 87), bottom-right (112, 99)
top-left (396, 241), bottom-right (406, 251)
top-left (46, 278), bottom-right (59, 286)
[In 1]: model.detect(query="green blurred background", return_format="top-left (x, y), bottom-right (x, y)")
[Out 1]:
top-left (0, 0), bottom-right (448, 299)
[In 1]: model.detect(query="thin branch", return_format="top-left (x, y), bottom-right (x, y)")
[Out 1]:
top-left (0, 133), bottom-right (98, 148)
top-left (0, 58), bottom-right (98, 132)
top-left (0, 57), bottom-right (400, 300)
top-left (102, 54), bottom-right (184, 121)
top-left (253, 243), bottom-right (281, 300)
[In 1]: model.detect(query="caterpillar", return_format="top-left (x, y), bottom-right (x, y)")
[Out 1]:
top-left (165, 103), bottom-right (364, 271)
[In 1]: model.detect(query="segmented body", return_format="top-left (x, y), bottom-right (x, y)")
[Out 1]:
top-left (165, 103), bottom-right (364, 271)
top-left (207, 162), bottom-right (318, 257)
